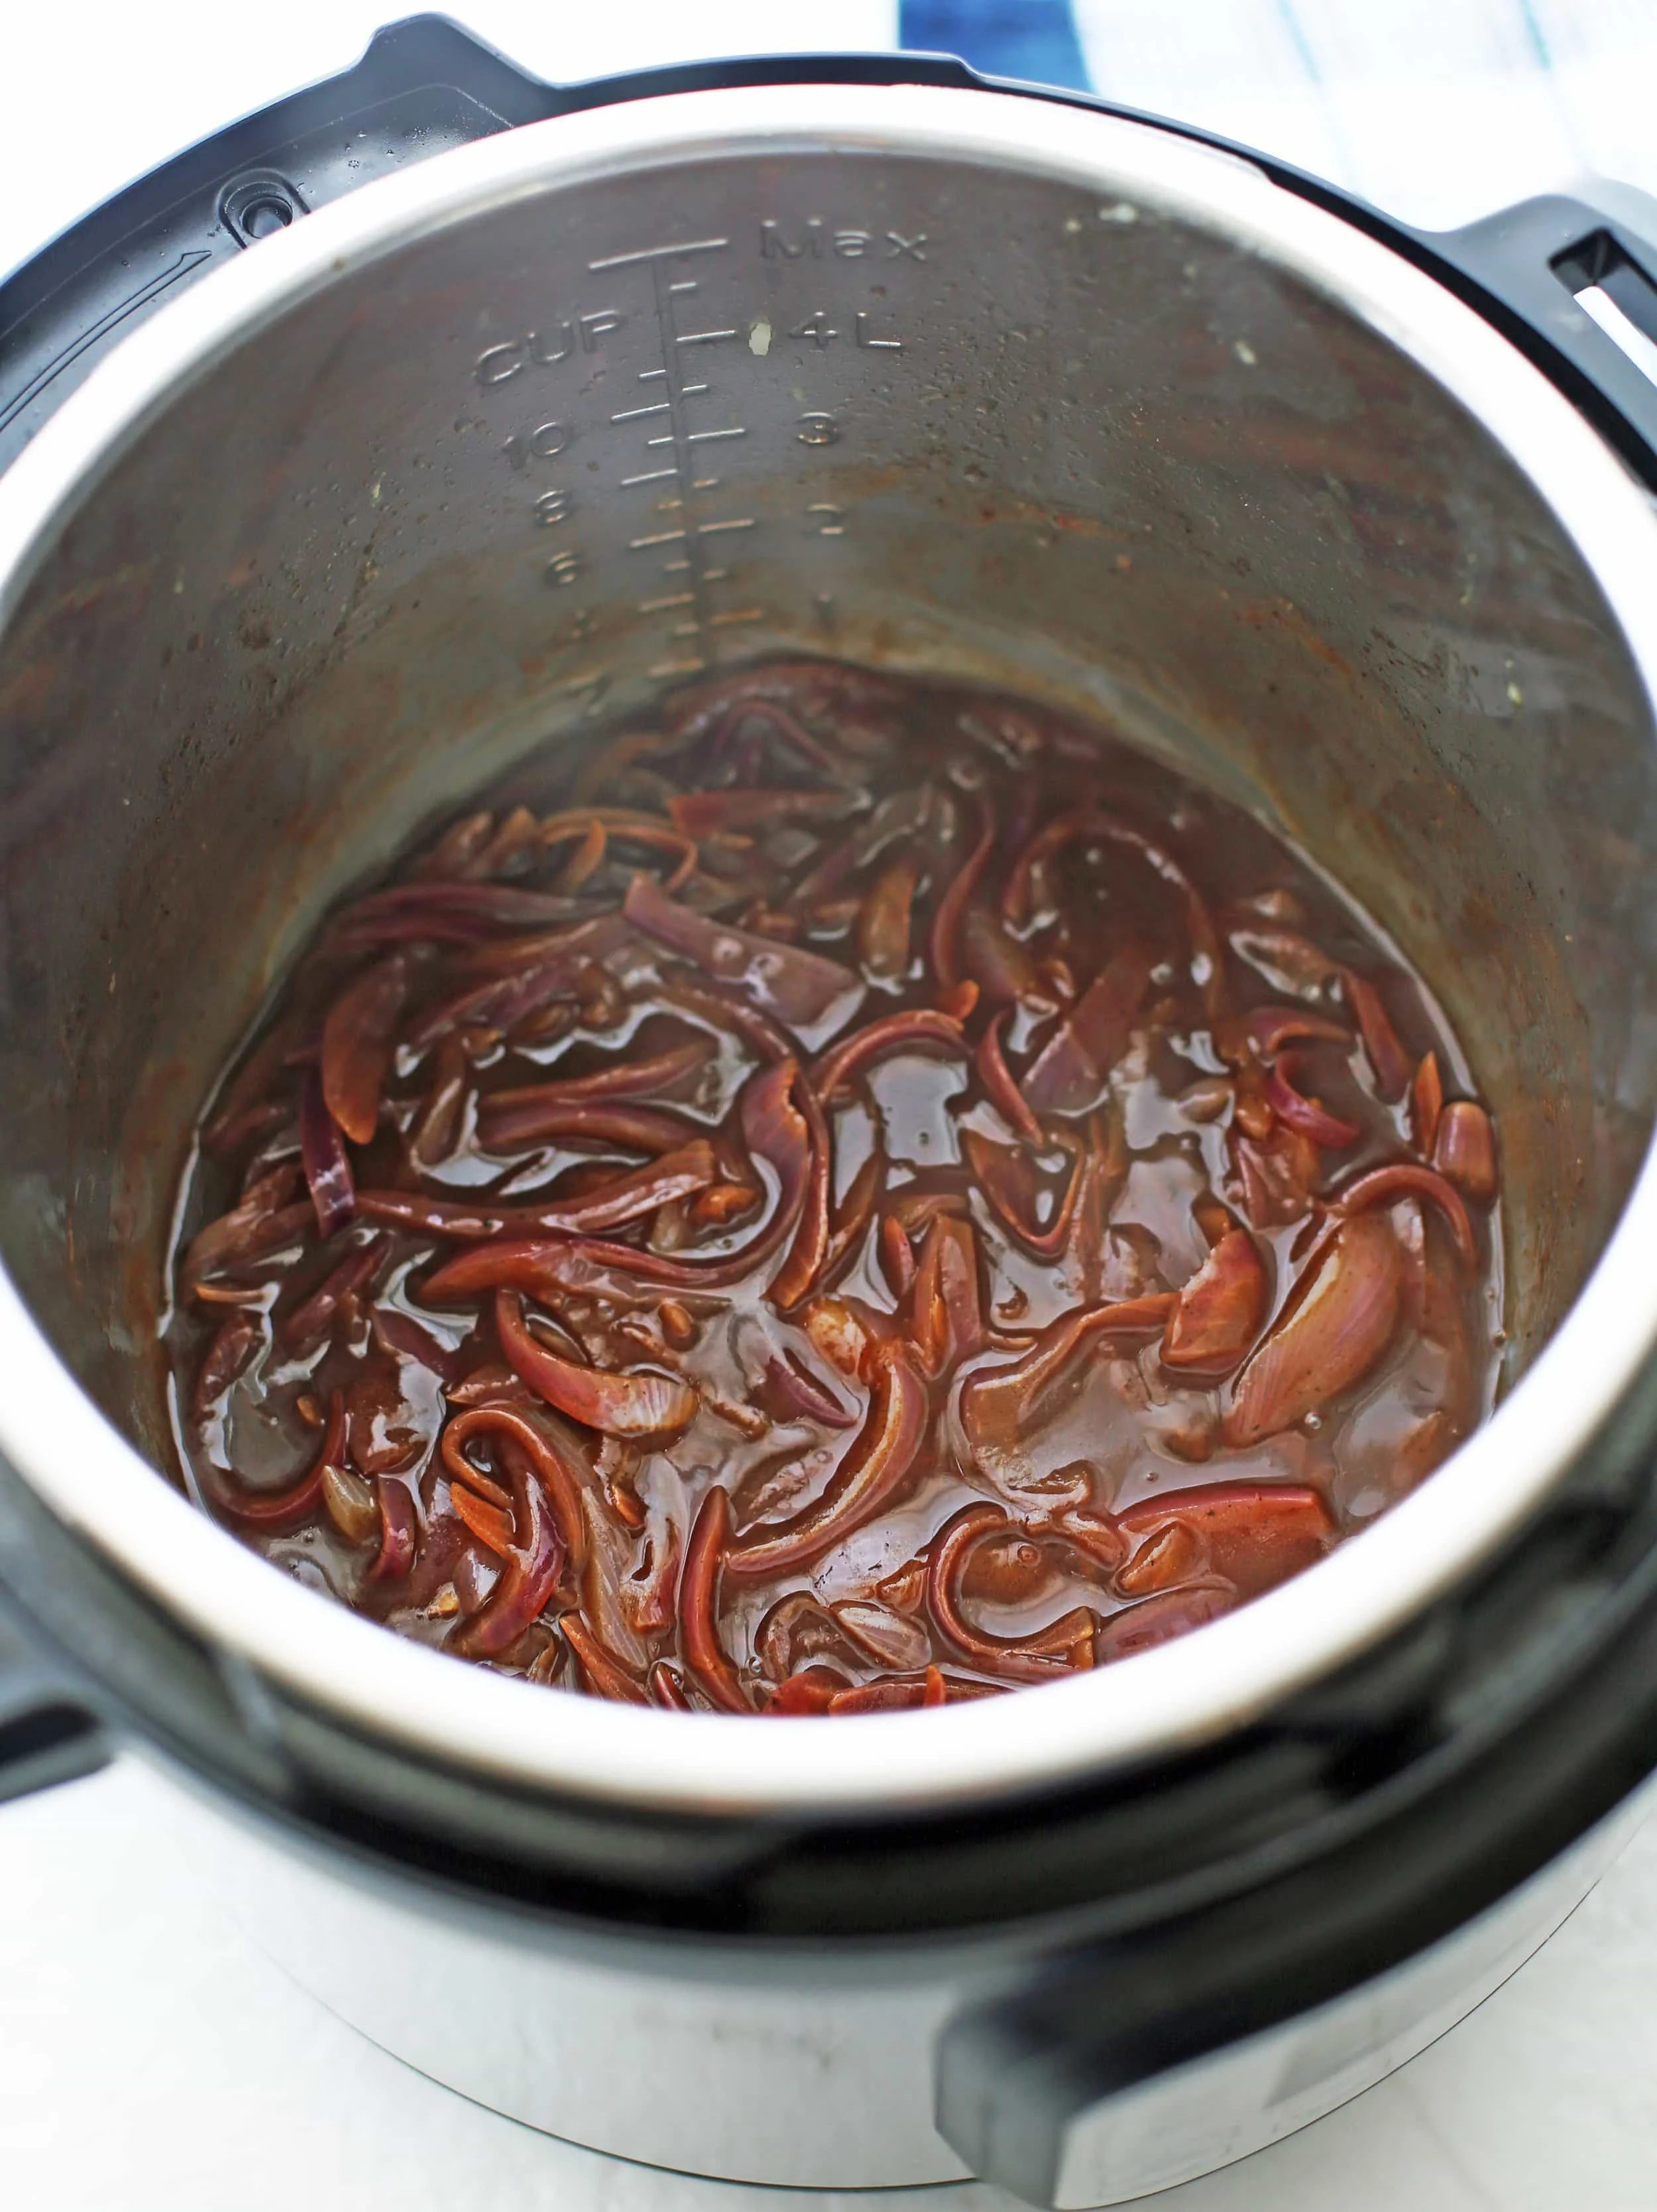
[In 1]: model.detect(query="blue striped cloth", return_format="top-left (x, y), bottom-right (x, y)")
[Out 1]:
top-left (895, 0), bottom-right (1657, 235)
top-left (901, 0), bottom-right (1092, 90)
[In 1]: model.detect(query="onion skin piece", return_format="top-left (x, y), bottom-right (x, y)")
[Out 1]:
top-left (1265, 1055), bottom-right (1360, 1149)
top-left (357, 1141), bottom-right (717, 1241)
top-left (1237, 1006), bottom-right (1351, 1059)
top-left (649, 1660), bottom-right (694, 1710)
top-left (1023, 943), bottom-right (1153, 1116)
top-left (964, 1128), bottom-right (1086, 1260)
top-left (725, 1342), bottom-right (928, 1580)
top-left (420, 1059), bottom-right (813, 1301)
top-left (975, 1008), bottom-right (1043, 1144)
top-left (333, 880), bottom-right (587, 949)
top-left (1342, 967), bottom-right (1411, 1100)
top-left (811, 1008), bottom-right (966, 1103)
top-left (826, 1670), bottom-right (1001, 1714)
top-left (1162, 1229), bottom-right (1268, 1375)
top-left (879, 1214), bottom-right (918, 1298)
top-left (451, 1435), bottom-right (564, 1659)
top-left (960, 903), bottom-right (1045, 1008)
top-left (496, 1288), bottom-right (698, 1440)
top-left (820, 1149), bottom-right (882, 1283)
top-left (1117, 1482), bottom-right (1335, 1599)
top-left (192, 1318), bottom-right (262, 1420)
top-left (961, 1295), bottom-right (1174, 1454)
top-left (367, 1474), bottom-right (418, 1582)
top-left (1335, 1161), bottom-right (1476, 1270)
top-left (321, 957), bottom-right (406, 1144)
top-left (561, 1613), bottom-right (650, 1704)
top-left (184, 1165), bottom-right (310, 1293)
top-left (281, 1234), bottom-right (389, 1354)
top-left (762, 1350), bottom-right (857, 1428)
top-left (1094, 1584), bottom-right (1234, 1662)
top-left (475, 1099), bottom-right (697, 1155)
top-left (768, 1664), bottom-right (850, 1715)
top-left (1433, 1100), bottom-right (1498, 1203)
top-left (299, 1067), bottom-right (355, 1237)
top-left (858, 852), bottom-right (919, 979)
top-left (441, 1397), bottom-right (589, 1568)
top-left (768, 1066), bottom-right (832, 1310)
top-left (911, 1214), bottom-right (985, 1379)
top-left (926, 1503), bottom-right (1094, 1682)
top-left (679, 1487), bottom-right (749, 1712)
top-left (213, 1391), bottom-right (346, 1531)
top-left (669, 786), bottom-right (850, 835)
top-left (449, 1480), bottom-right (516, 1559)
top-left (1224, 1213), bottom-right (1402, 1446)
top-left (623, 869), bottom-right (861, 1035)
top-left (481, 1037), bottom-right (713, 1116)
top-left (1228, 925), bottom-right (1338, 1001)
top-left (1410, 1051), bottom-right (1444, 1156)
top-left (538, 808), bottom-right (697, 892)
top-left (930, 798), bottom-right (995, 989)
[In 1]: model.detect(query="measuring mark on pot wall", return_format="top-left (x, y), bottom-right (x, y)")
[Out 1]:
top-left (475, 217), bottom-right (924, 685)
top-left (589, 237), bottom-right (764, 678)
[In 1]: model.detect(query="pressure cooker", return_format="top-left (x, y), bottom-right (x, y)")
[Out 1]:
top-left (5, 19), bottom-right (1657, 2205)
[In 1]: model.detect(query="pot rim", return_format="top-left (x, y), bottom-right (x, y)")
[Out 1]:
top-left (3, 80), bottom-right (1656, 1820)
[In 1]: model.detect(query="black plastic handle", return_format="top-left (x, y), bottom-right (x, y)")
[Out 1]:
top-left (1410, 194), bottom-right (1657, 494)
top-left (0, 16), bottom-right (989, 474)
top-left (0, 15), bottom-right (556, 469)
top-left (0, 1601), bottom-right (108, 1804)
top-left (937, 1468), bottom-right (1657, 2205)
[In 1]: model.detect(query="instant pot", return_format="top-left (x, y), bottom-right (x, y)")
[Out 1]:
top-left (5, 18), bottom-right (1657, 2205)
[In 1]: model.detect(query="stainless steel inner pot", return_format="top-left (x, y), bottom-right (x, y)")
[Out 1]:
top-left (3, 83), bottom-right (1657, 1824)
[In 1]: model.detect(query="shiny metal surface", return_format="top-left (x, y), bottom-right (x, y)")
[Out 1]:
top-left (193, 1774), bottom-right (1645, 2196)
top-left (3, 84), bottom-right (1657, 1817)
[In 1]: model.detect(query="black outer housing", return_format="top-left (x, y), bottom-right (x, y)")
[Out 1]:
top-left (5, 19), bottom-right (1657, 2198)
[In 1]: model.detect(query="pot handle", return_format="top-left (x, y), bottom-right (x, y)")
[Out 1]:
top-left (0, 1600), bottom-right (109, 1804)
top-left (933, 1874), bottom-right (1401, 2209)
top-left (1408, 193), bottom-right (1657, 489)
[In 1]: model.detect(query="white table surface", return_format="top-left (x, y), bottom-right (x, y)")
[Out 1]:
top-left (7, 5), bottom-right (1657, 2206)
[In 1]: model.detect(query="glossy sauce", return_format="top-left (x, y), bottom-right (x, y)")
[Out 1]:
top-left (166, 661), bottom-right (1503, 1714)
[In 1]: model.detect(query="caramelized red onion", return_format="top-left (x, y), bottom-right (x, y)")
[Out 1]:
top-left (974, 1007), bottom-right (1043, 1143)
top-left (1432, 1100), bottom-right (1498, 1202)
top-left (726, 1343), bottom-right (928, 1580)
top-left (679, 1487), bottom-right (748, 1712)
top-left (173, 661), bottom-right (1502, 1717)
top-left (1117, 1483), bottom-right (1335, 1600)
top-left (1263, 1055), bottom-right (1360, 1149)
top-left (1224, 1214), bottom-right (1403, 1446)
top-left (926, 1503), bottom-right (1095, 1682)
top-left (930, 798), bottom-right (995, 989)
top-left (623, 870), bottom-right (862, 1037)
top-left (441, 1398), bottom-right (589, 1566)
top-left (321, 956), bottom-right (406, 1144)
top-left (1023, 943), bottom-right (1153, 1116)
top-left (207, 1391), bottom-right (347, 1531)
top-left (811, 1008), bottom-right (967, 1103)
top-left (1162, 1230), bottom-right (1268, 1375)
top-left (496, 1289), bottom-right (699, 1440)
top-left (299, 1067), bottom-right (355, 1238)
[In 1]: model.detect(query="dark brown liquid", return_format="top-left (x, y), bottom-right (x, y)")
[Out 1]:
top-left (166, 660), bottom-right (1502, 1714)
